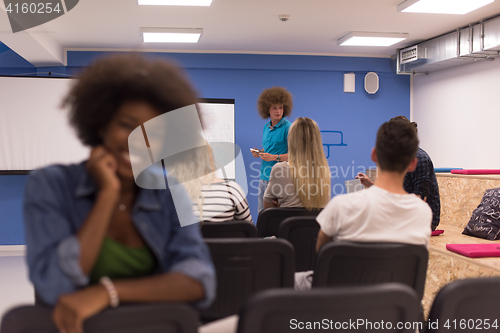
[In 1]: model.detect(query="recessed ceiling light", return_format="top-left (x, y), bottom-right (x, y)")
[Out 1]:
top-left (338, 32), bottom-right (409, 47)
top-left (397, 0), bottom-right (494, 14)
top-left (138, 0), bottom-right (212, 5)
top-left (141, 28), bottom-right (203, 43)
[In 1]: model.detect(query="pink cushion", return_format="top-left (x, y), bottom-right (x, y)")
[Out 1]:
top-left (446, 244), bottom-right (500, 258)
top-left (431, 230), bottom-right (444, 236)
top-left (451, 169), bottom-right (500, 175)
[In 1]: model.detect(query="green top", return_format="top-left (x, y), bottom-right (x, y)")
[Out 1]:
top-left (90, 236), bottom-right (157, 284)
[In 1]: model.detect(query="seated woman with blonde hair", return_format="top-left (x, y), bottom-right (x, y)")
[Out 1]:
top-left (263, 117), bottom-right (331, 210)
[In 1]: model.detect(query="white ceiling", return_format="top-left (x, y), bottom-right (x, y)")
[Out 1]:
top-left (1, 0), bottom-right (500, 66)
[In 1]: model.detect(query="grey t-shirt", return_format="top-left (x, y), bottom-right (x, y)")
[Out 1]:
top-left (263, 162), bottom-right (303, 208)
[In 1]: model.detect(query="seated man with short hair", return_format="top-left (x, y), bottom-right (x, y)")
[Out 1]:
top-left (316, 119), bottom-right (432, 252)
top-left (357, 115), bottom-right (441, 231)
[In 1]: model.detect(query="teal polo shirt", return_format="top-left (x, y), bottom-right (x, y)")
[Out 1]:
top-left (260, 117), bottom-right (292, 181)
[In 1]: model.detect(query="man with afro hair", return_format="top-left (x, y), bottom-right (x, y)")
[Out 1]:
top-left (251, 86), bottom-right (293, 212)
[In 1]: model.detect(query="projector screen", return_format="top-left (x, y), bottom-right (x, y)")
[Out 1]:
top-left (0, 76), bottom-right (235, 176)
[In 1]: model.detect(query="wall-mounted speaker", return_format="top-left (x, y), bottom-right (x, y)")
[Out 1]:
top-left (364, 72), bottom-right (379, 94)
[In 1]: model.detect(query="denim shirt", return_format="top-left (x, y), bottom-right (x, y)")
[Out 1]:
top-left (260, 117), bottom-right (291, 181)
top-left (23, 161), bottom-right (216, 308)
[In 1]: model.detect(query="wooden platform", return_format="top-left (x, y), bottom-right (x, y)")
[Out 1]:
top-left (423, 173), bottom-right (500, 315)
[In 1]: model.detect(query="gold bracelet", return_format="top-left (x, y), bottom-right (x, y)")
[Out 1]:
top-left (99, 276), bottom-right (119, 308)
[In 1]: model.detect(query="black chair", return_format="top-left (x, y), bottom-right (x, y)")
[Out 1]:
top-left (201, 238), bottom-right (295, 322)
top-left (201, 220), bottom-right (257, 238)
top-left (256, 207), bottom-right (321, 238)
top-left (313, 241), bottom-right (428, 300)
top-left (0, 303), bottom-right (199, 333)
top-left (237, 283), bottom-right (422, 333)
top-left (425, 277), bottom-right (500, 333)
top-left (277, 216), bottom-right (320, 272)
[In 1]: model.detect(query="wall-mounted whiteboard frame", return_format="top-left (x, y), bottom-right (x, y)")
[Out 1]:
top-left (0, 75), bottom-right (235, 176)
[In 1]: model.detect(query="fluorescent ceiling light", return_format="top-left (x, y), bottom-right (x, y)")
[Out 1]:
top-left (397, 0), bottom-right (494, 14)
top-left (142, 28), bottom-right (203, 43)
top-left (338, 32), bottom-right (409, 47)
top-left (138, 0), bottom-right (212, 5)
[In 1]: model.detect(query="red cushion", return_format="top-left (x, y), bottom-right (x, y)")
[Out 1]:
top-left (446, 244), bottom-right (500, 258)
top-left (431, 230), bottom-right (444, 236)
top-left (451, 169), bottom-right (500, 175)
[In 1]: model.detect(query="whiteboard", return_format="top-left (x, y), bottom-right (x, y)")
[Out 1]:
top-left (0, 76), bottom-right (235, 176)
top-left (0, 76), bottom-right (87, 172)
top-left (198, 99), bottom-right (236, 179)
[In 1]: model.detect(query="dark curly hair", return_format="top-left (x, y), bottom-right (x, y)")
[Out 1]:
top-left (257, 87), bottom-right (293, 119)
top-left (63, 54), bottom-right (199, 147)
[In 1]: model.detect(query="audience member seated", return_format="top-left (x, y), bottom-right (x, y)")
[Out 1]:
top-left (192, 145), bottom-right (252, 223)
top-left (194, 178), bottom-right (252, 223)
top-left (357, 115), bottom-right (441, 231)
top-left (23, 54), bottom-right (216, 333)
top-left (295, 119), bottom-right (432, 291)
top-left (263, 117), bottom-right (331, 210)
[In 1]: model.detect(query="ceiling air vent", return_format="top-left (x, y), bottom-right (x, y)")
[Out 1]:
top-left (399, 45), bottom-right (425, 64)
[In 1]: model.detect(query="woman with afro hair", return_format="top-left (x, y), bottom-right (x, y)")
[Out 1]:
top-left (251, 87), bottom-right (293, 212)
top-left (23, 54), bottom-right (216, 332)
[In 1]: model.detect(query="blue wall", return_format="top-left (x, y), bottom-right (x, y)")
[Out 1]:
top-left (0, 42), bottom-right (34, 72)
top-left (0, 175), bottom-right (27, 245)
top-left (0, 50), bottom-right (410, 245)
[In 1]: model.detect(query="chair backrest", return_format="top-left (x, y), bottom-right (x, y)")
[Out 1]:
top-left (313, 241), bottom-right (428, 300)
top-left (201, 220), bottom-right (257, 238)
top-left (426, 277), bottom-right (500, 333)
top-left (0, 303), bottom-right (199, 333)
top-left (237, 283), bottom-right (421, 333)
top-left (277, 216), bottom-right (320, 272)
top-left (256, 207), bottom-right (321, 238)
top-left (201, 238), bottom-right (295, 322)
